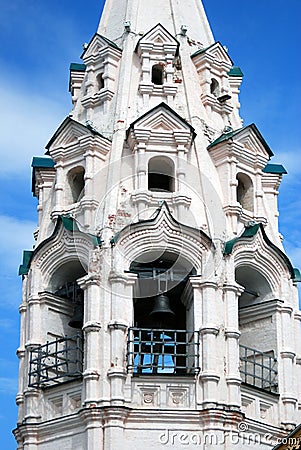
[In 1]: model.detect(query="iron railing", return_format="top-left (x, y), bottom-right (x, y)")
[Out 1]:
top-left (28, 334), bottom-right (83, 388)
top-left (127, 327), bottom-right (200, 375)
top-left (239, 344), bottom-right (278, 393)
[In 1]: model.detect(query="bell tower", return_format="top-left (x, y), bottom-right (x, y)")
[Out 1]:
top-left (14, 0), bottom-right (301, 448)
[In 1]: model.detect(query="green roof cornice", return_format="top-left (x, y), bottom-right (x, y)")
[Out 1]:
top-left (208, 124), bottom-right (273, 157)
top-left (293, 268), bottom-right (301, 282)
top-left (224, 224), bottom-right (260, 255)
top-left (262, 163), bottom-right (287, 174)
top-left (224, 223), bottom-right (295, 278)
top-left (228, 66), bottom-right (244, 77)
top-left (191, 41), bottom-right (234, 65)
top-left (32, 157), bottom-right (55, 169)
top-left (19, 250), bottom-right (34, 276)
top-left (70, 63), bottom-right (86, 72)
top-left (61, 215), bottom-right (102, 246)
top-left (99, 34), bottom-right (122, 50)
top-left (208, 128), bottom-right (243, 149)
top-left (31, 157), bottom-right (55, 195)
top-left (81, 33), bottom-right (122, 58)
top-left (20, 216), bottom-right (102, 276)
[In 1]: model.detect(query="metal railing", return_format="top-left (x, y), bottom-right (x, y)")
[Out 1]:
top-left (28, 334), bottom-right (83, 388)
top-left (127, 327), bottom-right (200, 375)
top-left (239, 344), bottom-right (278, 393)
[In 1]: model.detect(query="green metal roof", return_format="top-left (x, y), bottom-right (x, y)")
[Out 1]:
top-left (100, 35), bottom-right (122, 50)
top-left (208, 128), bottom-right (242, 149)
top-left (293, 268), bottom-right (301, 282)
top-left (60, 215), bottom-right (102, 246)
top-left (19, 250), bottom-right (34, 276)
top-left (191, 41), bottom-right (234, 65)
top-left (208, 124), bottom-right (274, 157)
top-left (228, 66), bottom-right (244, 77)
top-left (262, 163), bottom-right (287, 174)
top-left (81, 33), bottom-right (122, 59)
top-left (32, 157), bottom-right (55, 169)
top-left (224, 223), bottom-right (295, 279)
top-left (61, 215), bottom-right (79, 232)
top-left (19, 216), bottom-right (102, 276)
top-left (32, 157), bottom-right (55, 196)
top-left (224, 224), bottom-right (260, 255)
top-left (70, 63), bottom-right (86, 72)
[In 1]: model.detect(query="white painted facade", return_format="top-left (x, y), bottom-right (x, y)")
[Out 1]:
top-left (14, 1), bottom-right (301, 449)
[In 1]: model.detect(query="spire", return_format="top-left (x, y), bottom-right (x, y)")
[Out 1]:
top-left (97, 0), bottom-right (214, 47)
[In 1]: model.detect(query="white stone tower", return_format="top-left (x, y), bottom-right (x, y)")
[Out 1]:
top-left (14, 1), bottom-right (301, 448)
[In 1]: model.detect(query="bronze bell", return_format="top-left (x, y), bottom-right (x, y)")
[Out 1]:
top-left (68, 301), bottom-right (84, 329)
top-left (149, 293), bottom-right (175, 320)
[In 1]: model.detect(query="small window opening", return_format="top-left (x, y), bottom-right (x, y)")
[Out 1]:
top-left (152, 64), bottom-right (164, 85)
top-left (96, 73), bottom-right (104, 90)
top-left (148, 156), bottom-right (174, 192)
top-left (210, 78), bottom-right (220, 97)
top-left (68, 167), bottom-right (85, 203)
top-left (236, 173), bottom-right (254, 212)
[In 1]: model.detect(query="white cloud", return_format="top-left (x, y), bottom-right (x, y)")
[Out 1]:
top-left (0, 80), bottom-right (69, 175)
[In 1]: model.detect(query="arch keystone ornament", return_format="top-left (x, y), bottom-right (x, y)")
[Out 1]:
top-left (15, 0), bottom-right (300, 448)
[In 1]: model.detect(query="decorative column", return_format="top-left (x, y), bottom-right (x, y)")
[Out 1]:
top-left (103, 409), bottom-right (129, 450)
top-left (223, 283), bottom-right (243, 409)
top-left (78, 268), bottom-right (103, 407)
top-left (16, 275), bottom-right (29, 425)
top-left (294, 310), bottom-right (301, 423)
top-left (279, 305), bottom-right (298, 428)
top-left (81, 408), bottom-right (104, 450)
top-left (52, 162), bottom-right (64, 219)
top-left (255, 169), bottom-right (265, 222)
top-left (191, 278), bottom-right (220, 409)
top-left (21, 426), bottom-right (39, 450)
top-left (107, 272), bottom-right (136, 406)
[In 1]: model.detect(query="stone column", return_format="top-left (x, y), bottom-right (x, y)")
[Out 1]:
top-left (27, 294), bottom-right (42, 346)
top-left (294, 311), bottom-right (301, 423)
top-left (52, 162), bottom-right (64, 218)
top-left (191, 278), bottom-right (220, 408)
top-left (22, 425), bottom-right (39, 450)
top-left (103, 409), bottom-right (128, 450)
top-left (107, 272), bottom-right (136, 406)
top-left (79, 274), bottom-right (102, 407)
top-left (279, 306), bottom-right (298, 428)
top-left (223, 283), bottom-right (243, 410)
top-left (81, 408), bottom-right (104, 450)
top-left (16, 276), bottom-right (28, 424)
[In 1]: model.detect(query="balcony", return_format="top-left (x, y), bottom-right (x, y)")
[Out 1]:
top-left (127, 327), bottom-right (200, 375)
top-left (239, 344), bottom-right (278, 393)
top-left (28, 334), bottom-right (83, 388)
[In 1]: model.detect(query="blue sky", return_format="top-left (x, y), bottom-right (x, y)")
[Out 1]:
top-left (0, 1), bottom-right (300, 448)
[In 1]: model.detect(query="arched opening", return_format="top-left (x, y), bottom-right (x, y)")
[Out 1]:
top-left (127, 252), bottom-right (198, 375)
top-left (151, 64), bottom-right (164, 85)
top-left (236, 265), bottom-right (278, 392)
top-left (210, 78), bottom-right (220, 97)
top-left (148, 156), bottom-right (175, 192)
top-left (68, 166), bottom-right (85, 203)
top-left (29, 261), bottom-right (87, 388)
top-left (49, 260), bottom-right (87, 331)
top-left (236, 172), bottom-right (254, 212)
top-left (96, 73), bottom-right (104, 90)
